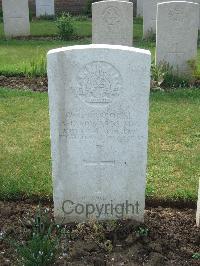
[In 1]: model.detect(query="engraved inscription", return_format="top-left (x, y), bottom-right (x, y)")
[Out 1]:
top-left (76, 61), bottom-right (122, 106)
top-left (168, 7), bottom-right (184, 23)
top-left (60, 107), bottom-right (136, 141)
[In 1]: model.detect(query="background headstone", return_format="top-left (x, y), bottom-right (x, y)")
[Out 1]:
top-left (48, 44), bottom-right (151, 223)
top-left (36, 0), bottom-right (55, 17)
top-left (143, 0), bottom-right (200, 38)
top-left (137, 0), bottom-right (143, 16)
top-left (156, 1), bottom-right (199, 74)
top-left (197, 178), bottom-right (200, 227)
top-left (143, 0), bottom-right (164, 38)
top-left (92, 0), bottom-right (133, 46)
top-left (2, 0), bottom-right (30, 38)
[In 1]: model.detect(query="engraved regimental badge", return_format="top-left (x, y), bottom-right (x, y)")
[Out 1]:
top-left (76, 61), bottom-right (122, 106)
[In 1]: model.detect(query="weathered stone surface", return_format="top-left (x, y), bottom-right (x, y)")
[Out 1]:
top-left (36, 0), bottom-right (55, 17)
top-left (143, 0), bottom-right (163, 38)
top-left (2, 0), bottom-right (30, 38)
top-left (197, 178), bottom-right (200, 227)
top-left (137, 0), bottom-right (143, 16)
top-left (47, 44), bottom-right (151, 223)
top-left (143, 0), bottom-right (200, 38)
top-left (92, 1), bottom-right (133, 46)
top-left (156, 1), bottom-right (199, 74)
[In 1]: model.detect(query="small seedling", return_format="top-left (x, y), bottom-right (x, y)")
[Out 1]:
top-left (103, 240), bottom-right (113, 253)
top-left (14, 206), bottom-right (63, 266)
top-left (192, 253), bottom-right (200, 260)
top-left (56, 12), bottom-right (75, 40)
top-left (136, 226), bottom-right (149, 237)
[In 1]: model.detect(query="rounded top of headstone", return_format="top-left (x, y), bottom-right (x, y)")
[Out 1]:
top-left (47, 44), bottom-right (151, 56)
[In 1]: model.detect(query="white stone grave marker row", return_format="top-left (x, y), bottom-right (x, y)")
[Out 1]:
top-left (143, 0), bottom-right (200, 37)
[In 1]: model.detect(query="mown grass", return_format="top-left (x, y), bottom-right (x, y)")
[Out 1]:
top-left (0, 88), bottom-right (199, 201)
top-left (0, 39), bottom-right (90, 76)
top-left (0, 19), bottom-right (92, 38)
top-left (0, 18), bottom-right (157, 76)
top-left (0, 18), bottom-right (199, 77)
top-left (0, 88), bottom-right (51, 199)
top-left (0, 18), bottom-right (92, 76)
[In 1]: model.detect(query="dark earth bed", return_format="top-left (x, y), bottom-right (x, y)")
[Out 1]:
top-left (0, 201), bottom-right (199, 265)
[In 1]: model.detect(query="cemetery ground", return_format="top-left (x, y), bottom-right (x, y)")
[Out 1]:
top-left (0, 17), bottom-right (200, 265)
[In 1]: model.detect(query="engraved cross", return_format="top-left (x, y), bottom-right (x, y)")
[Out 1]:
top-left (83, 145), bottom-right (115, 191)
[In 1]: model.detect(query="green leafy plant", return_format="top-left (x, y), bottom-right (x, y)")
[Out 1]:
top-left (16, 234), bottom-right (59, 266)
top-left (151, 62), bottom-right (169, 90)
top-left (103, 240), bottom-right (113, 253)
top-left (87, 219), bottom-right (106, 242)
top-left (136, 226), bottom-right (149, 237)
top-left (56, 12), bottom-right (75, 40)
top-left (163, 71), bottom-right (190, 88)
top-left (192, 253), bottom-right (200, 260)
top-left (14, 206), bottom-right (63, 266)
top-left (151, 62), bottom-right (190, 89)
top-left (188, 59), bottom-right (200, 80)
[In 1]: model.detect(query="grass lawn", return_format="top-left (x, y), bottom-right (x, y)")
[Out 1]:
top-left (0, 18), bottom-right (158, 76)
top-left (0, 88), bottom-right (199, 201)
top-left (0, 19), bottom-right (92, 38)
top-left (0, 17), bottom-right (200, 202)
top-left (0, 18), bottom-right (199, 76)
top-left (0, 39), bottom-right (90, 76)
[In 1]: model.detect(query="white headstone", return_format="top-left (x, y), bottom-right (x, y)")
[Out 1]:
top-left (2, 0), bottom-right (30, 38)
top-left (197, 178), bottom-right (200, 227)
top-left (36, 0), bottom-right (55, 17)
top-left (137, 0), bottom-right (143, 16)
top-left (92, 1), bottom-right (133, 46)
top-left (156, 1), bottom-right (199, 74)
top-left (143, 0), bottom-right (163, 38)
top-left (47, 44), bottom-right (151, 223)
top-left (143, 0), bottom-right (200, 38)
